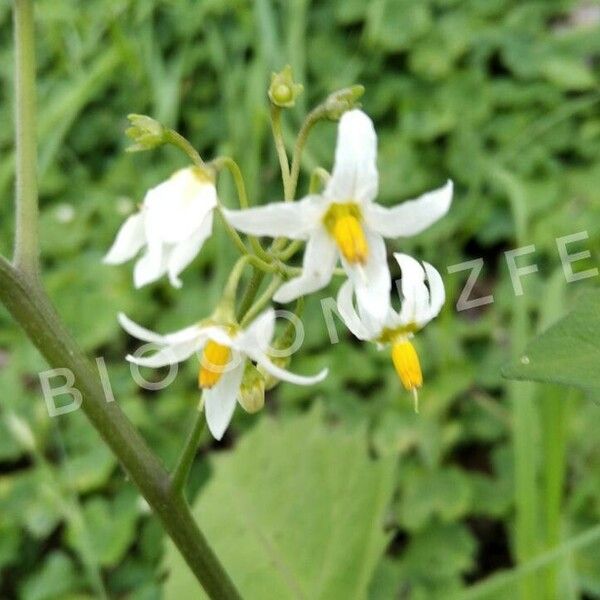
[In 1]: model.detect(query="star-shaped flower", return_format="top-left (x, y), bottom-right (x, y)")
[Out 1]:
top-left (104, 166), bottom-right (217, 288)
top-left (224, 109), bottom-right (452, 321)
top-left (119, 308), bottom-right (328, 439)
top-left (337, 253), bottom-right (445, 410)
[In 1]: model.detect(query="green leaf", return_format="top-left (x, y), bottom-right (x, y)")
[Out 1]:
top-left (503, 290), bottom-right (600, 397)
top-left (20, 551), bottom-right (82, 600)
top-left (164, 410), bottom-right (395, 599)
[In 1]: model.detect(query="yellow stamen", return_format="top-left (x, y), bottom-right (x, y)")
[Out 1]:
top-left (323, 203), bottom-right (369, 264)
top-left (391, 340), bottom-right (423, 393)
top-left (199, 341), bottom-right (231, 389)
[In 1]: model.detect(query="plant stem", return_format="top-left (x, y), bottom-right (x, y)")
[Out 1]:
top-left (289, 106), bottom-right (321, 200)
top-left (166, 129), bottom-right (205, 168)
top-left (0, 257), bottom-right (241, 599)
top-left (240, 276), bottom-right (282, 328)
top-left (13, 0), bottom-right (39, 277)
top-left (270, 105), bottom-right (293, 200)
top-left (236, 268), bottom-right (266, 321)
top-left (171, 405), bottom-right (206, 496)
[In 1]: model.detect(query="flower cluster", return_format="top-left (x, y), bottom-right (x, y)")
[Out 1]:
top-left (105, 75), bottom-right (452, 438)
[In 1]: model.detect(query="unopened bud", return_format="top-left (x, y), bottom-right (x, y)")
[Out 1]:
top-left (268, 65), bottom-right (304, 108)
top-left (239, 363), bottom-right (266, 413)
top-left (323, 85), bottom-right (365, 120)
top-left (125, 114), bottom-right (166, 152)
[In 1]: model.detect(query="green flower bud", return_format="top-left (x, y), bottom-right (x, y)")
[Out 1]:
top-left (125, 114), bottom-right (166, 152)
top-left (239, 363), bottom-right (266, 414)
top-left (268, 65), bottom-right (304, 108)
top-left (323, 85), bottom-right (365, 120)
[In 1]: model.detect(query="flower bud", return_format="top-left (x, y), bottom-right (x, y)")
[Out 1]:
top-left (323, 85), bottom-right (365, 120)
top-left (268, 65), bottom-right (304, 108)
top-left (238, 363), bottom-right (266, 413)
top-left (125, 114), bottom-right (166, 152)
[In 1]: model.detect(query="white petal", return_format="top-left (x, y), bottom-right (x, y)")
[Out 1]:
top-left (222, 196), bottom-right (322, 240)
top-left (235, 308), bottom-right (275, 354)
top-left (167, 212), bottom-right (214, 288)
top-left (133, 243), bottom-right (169, 288)
top-left (336, 280), bottom-right (371, 340)
top-left (144, 168), bottom-right (217, 245)
top-left (342, 231), bottom-right (391, 323)
top-left (394, 253), bottom-right (430, 326)
top-left (103, 213), bottom-right (146, 264)
top-left (274, 230), bottom-right (338, 303)
top-left (126, 339), bottom-right (200, 368)
top-left (365, 180), bottom-right (453, 238)
top-left (118, 313), bottom-right (166, 344)
top-left (423, 261), bottom-right (445, 323)
top-left (253, 352), bottom-right (328, 386)
top-left (324, 110), bottom-right (378, 204)
top-left (204, 359), bottom-right (245, 440)
top-left (119, 313), bottom-right (214, 348)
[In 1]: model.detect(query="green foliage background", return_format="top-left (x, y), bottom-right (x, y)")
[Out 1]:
top-left (0, 0), bottom-right (599, 598)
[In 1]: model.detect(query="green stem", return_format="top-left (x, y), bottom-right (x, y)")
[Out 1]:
top-left (309, 166), bottom-right (330, 194)
top-left (215, 207), bottom-right (251, 257)
top-left (240, 276), bottom-right (282, 328)
top-left (289, 106), bottom-right (321, 200)
top-left (270, 106), bottom-right (293, 200)
top-left (13, 0), bottom-right (39, 276)
top-left (171, 405), bottom-right (206, 496)
top-left (211, 156), bottom-right (270, 259)
top-left (236, 268), bottom-right (266, 321)
top-left (166, 129), bottom-right (205, 167)
top-left (0, 257), bottom-right (240, 599)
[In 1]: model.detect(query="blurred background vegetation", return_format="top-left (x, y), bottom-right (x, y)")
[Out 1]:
top-left (1, 0), bottom-right (600, 598)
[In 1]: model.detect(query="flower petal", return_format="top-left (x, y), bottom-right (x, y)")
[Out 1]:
top-left (235, 308), bottom-right (276, 354)
top-left (204, 358), bottom-right (245, 440)
top-left (365, 180), bottom-right (453, 238)
top-left (423, 261), bottom-right (445, 323)
top-left (336, 280), bottom-right (371, 340)
top-left (222, 196), bottom-right (322, 240)
top-left (133, 243), bottom-right (169, 288)
top-left (126, 339), bottom-right (200, 368)
top-left (324, 109), bottom-right (378, 204)
top-left (273, 230), bottom-right (338, 303)
top-left (394, 253), bottom-right (431, 326)
top-left (167, 212), bottom-right (214, 288)
top-left (144, 168), bottom-right (217, 245)
top-left (254, 352), bottom-right (328, 386)
top-left (118, 313), bottom-right (166, 344)
top-left (119, 313), bottom-right (209, 346)
top-left (342, 231), bottom-right (391, 323)
top-left (103, 213), bottom-right (146, 264)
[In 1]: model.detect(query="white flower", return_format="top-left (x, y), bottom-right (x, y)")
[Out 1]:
top-left (337, 253), bottom-right (445, 410)
top-left (104, 167), bottom-right (217, 288)
top-left (223, 109), bottom-right (452, 321)
top-left (119, 308), bottom-right (328, 440)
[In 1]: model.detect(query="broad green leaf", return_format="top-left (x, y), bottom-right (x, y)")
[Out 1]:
top-left (20, 551), bottom-right (82, 600)
top-left (164, 410), bottom-right (395, 599)
top-left (503, 290), bottom-right (600, 397)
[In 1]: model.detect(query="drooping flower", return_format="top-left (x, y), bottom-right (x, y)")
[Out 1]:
top-left (223, 109), bottom-right (452, 321)
top-left (104, 166), bottom-right (217, 288)
top-left (119, 308), bottom-right (328, 439)
top-left (337, 253), bottom-right (445, 411)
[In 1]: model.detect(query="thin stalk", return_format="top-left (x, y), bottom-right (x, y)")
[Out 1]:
top-left (270, 105), bottom-right (292, 200)
top-left (171, 406), bottom-right (206, 496)
top-left (215, 207), bottom-right (252, 257)
top-left (0, 257), bottom-right (240, 599)
top-left (240, 276), bottom-right (282, 328)
top-left (13, 0), bottom-right (39, 276)
top-left (211, 156), bottom-right (270, 259)
top-left (166, 129), bottom-right (205, 167)
top-left (289, 106), bottom-right (321, 199)
top-left (236, 268), bottom-right (266, 321)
